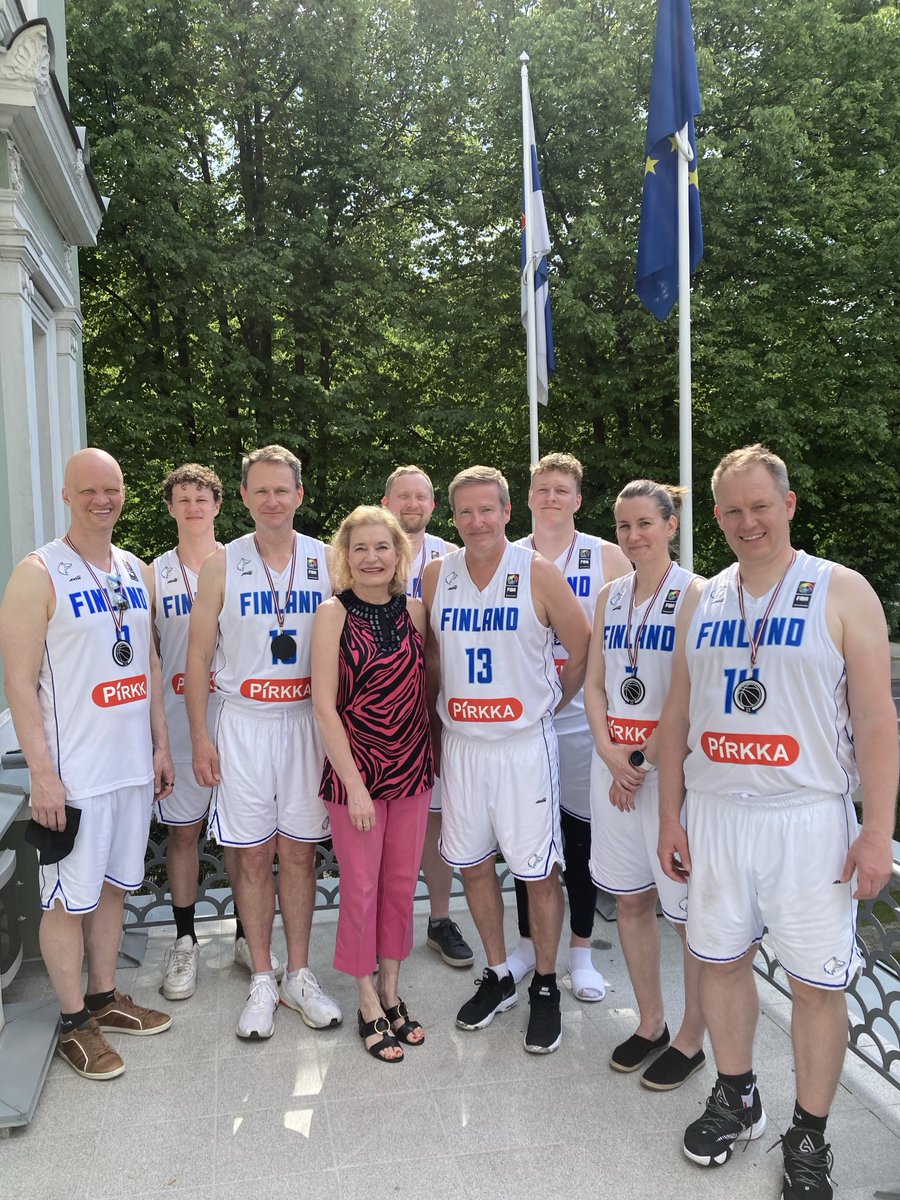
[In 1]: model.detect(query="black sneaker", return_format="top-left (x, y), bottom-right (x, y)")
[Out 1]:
top-left (456, 968), bottom-right (517, 1030)
top-left (427, 918), bottom-right (474, 967)
top-left (524, 977), bottom-right (561, 1054)
top-left (683, 1077), bottom-right (767, 1166)
top-left (780, 1127), bottom-right (834, 1199)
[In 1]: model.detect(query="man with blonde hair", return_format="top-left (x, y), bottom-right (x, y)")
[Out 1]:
top-left (509, 452), bottom-right (630, 1000)
top-left (383, 465), bottom-right (473, 969)
top-left (658, 443), bottom-right (897, 1197)
top-left (424, 465), bottom-right (591, 1054)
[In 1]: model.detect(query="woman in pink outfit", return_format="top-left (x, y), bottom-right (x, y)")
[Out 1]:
top-left (312, 506), bottom-right (433, 1063)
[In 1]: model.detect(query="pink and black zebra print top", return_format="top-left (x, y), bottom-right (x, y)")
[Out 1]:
top-left (319, 591), bottom-right (434, 804)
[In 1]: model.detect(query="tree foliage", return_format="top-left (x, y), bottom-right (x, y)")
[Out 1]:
top-left (67, 0), bottom-right (899, 619)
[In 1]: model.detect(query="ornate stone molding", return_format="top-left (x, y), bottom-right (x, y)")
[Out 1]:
top-left (0, 24), bottom-right (51, 96)
top-left (7, 138), bottom-right (24, 196)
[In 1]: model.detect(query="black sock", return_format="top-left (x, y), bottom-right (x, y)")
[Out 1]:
top-left (718, 1070), bottom-right (755, 1099)
top-left (234, 912), bottom-right (245, 941)
top-left (531, 970), bottom-right (557, 990)
top-left (85, 989), bottom-right (116, 1012)
top-left (172, 903), bottom-right (197, 943)
top-left (792, 1102), bottom-right (827, 1134)
top-left (60, 1006), bottom-right (91, 1032)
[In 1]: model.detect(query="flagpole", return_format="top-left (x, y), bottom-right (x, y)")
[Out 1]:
top-left (675, 122), bottom-right (694, 572)
top-left (520, 52), bottom-right (540, 468)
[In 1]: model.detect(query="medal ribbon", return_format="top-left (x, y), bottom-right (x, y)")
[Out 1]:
top-left (736, 550), bottom-right (796, 668)
top-left (412, 542), bottom-right (428, 598)
top-left (624, 561), bottom-right (674, 676)
top-left (175, 543), bottom-right (221, 603)
top-left (253, 534), bottom-right (297, 632)
top-left (63, 535), bottom-right (129, 641)
top-left (531, 531), bottom-right (578, 575)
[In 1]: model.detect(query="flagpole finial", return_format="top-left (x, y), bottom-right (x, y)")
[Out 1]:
top-left (519, 51), bottom-right (529, 64)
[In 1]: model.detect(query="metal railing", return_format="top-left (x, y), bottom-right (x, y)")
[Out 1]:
top-left (128, 821), bottom-right (900, 1091)
top-left (754, 863), bottom-right (900, 1086)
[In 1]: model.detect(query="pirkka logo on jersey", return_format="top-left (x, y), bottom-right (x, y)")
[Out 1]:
top-left (91, 675), bottom-right (148, 707)
top-left (448, 696), bottom-right (524, 722)
top-left (607, 716), bottom-right (658, 744)
top-left (240, 677), bottom-right (312, 702)
top-left (700, 731), bottom-right (800, 766)
top-left (171, 673), bottom-right (215, 695)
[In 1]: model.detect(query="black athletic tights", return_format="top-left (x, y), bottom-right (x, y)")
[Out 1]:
top-left (514, 808), bottom-right (596, 941)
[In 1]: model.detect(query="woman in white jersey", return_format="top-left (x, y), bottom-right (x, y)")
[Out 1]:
top-left (584, 480), bottom-right (706, 1091)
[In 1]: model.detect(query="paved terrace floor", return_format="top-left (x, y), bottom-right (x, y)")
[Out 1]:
top-left (2, 900), bottom-right (898, 1200)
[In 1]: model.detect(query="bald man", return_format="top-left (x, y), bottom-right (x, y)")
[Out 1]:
top-left (0, 449), bottom-right (175, 1080)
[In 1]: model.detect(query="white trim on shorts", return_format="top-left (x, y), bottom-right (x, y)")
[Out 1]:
top-left (588, 753), bottom-right (688, 923)
top-left (39, 783), bottom-right (154, 914)
top-left (438, 721), bottom-right (563, 880)
top-left (684, 788), bottom-right (862, 989)
top-left (209, 702), bottom-right (331, 847)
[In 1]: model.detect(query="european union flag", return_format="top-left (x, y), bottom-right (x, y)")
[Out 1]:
top-left (636, 0), bottom-right (703, 321)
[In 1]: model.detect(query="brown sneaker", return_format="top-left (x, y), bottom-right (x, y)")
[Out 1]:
top-left (92, 991), bottom-right (172, 1036)
top-left (57, 1017), bottom-right (125, 1079)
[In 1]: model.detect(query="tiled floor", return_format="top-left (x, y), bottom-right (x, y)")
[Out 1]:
top-left (2, 901), bottom-right (898, 1200)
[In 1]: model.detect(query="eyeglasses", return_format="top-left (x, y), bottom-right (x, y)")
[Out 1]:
top-left (106, 573), bottom-right (130, 612)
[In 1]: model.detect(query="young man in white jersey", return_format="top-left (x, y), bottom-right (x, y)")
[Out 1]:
top-left (382, 465), bottom-right (473, 969)
top-left (657, 444), bottom-right (898, 1199)
top-left (0, 449), bottom-right (174, 1080)
top-left (185, 445), bottom-right (341, 1041)
top-left (423, 465), bottom-right (591, 1054)
top-left (508, 452), bottom-right (630, 1000)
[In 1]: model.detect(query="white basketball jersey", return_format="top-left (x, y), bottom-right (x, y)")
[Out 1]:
top-left (215, 532), bottom-right (331, 712)
top-left (602, 563), bottom-right (696, 748)
top-left (432, 542), bottom-right (560, 742)
top-left (34, 538), bottom-right (154, 799)
top-left (684, 551), bottom-right (857, 796)
top-left (515, 531), bottom-right (612, 734)
top-left (153, 548), bottom-right (220, 762)
top-left (406, 532), bottom-right (449, 600)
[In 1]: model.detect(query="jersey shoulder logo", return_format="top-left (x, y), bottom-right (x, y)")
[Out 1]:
top-left (57, 561), bottom-right (72, 576)
top-left (124, 558), bottom-right (139, 582)
top-left (445, 570), bottom-right (458, 591)
top-left (792, 581), bottom-right (815, 608)
top-left (236, 557), bottom-right (253, 575)
top-left (504, 573), bottom-right (520, 599)
top-left (661, 588), bottom-right (681, 615)
top-left (578, 548), bottom-right (592, 569)
top-left (161, 566), bottom-right (177, 583)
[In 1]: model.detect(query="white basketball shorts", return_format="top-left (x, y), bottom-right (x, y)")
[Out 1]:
top-left (685, 788), bottom-right (862, 989)
top-left (209, 703), bottom-right (330, 847)
top-left (438, 723), bottom-right (563, 880)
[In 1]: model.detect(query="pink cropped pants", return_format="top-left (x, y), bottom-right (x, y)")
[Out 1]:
top-left (327, 789), bottom-right (431, 977)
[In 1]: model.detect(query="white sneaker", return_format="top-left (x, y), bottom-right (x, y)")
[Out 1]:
top-left (163, 935), bottom-right (200, 1000)
top-left (234, 936), bottom-right (284, 981)
top-left (236, 973), bottom-right (279, 1039)
top-left (279, 967), bottom-right (342, 1030)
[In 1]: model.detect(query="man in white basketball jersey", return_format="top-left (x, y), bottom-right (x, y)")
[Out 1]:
top-left (657, 444), bottom-right (898, 1198)
top-left (185, 445), bottom-right (341, 1041)
top-left (423, 465), bottom-right (591, 1054)
top-left (0, 449), bottom-right (174, 1080)
top-left (382, 464), bottom-right (473, 969)
top-left (508, 452), bottom-right (630, 1000)
top-left (152, 464), bottom-right (223, 999)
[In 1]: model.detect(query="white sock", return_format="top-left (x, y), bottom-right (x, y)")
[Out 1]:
top-left (506, 938), bottom-right (536, 983)
top-left (489, 961), bottom-right (511, 979)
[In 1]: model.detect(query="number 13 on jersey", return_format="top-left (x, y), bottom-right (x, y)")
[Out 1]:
top-left (465, 647), bottom-right (493, 683)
